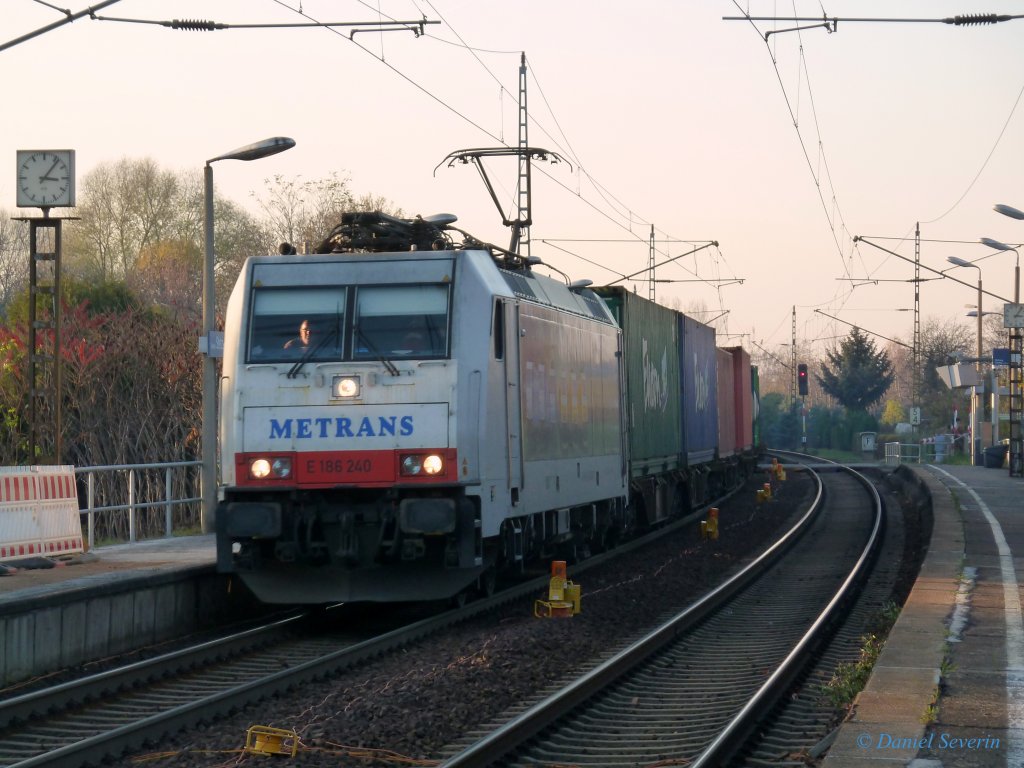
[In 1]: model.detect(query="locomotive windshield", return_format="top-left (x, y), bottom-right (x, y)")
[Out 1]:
top-left (248, 287), bottom-right (346, 363)
top-left (246, 283), bottom-right (450, 363)
top-left (353, 285), bottom-right (449, 359)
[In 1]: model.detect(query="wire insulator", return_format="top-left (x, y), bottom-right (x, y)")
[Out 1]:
top-left (170, 19), bottom-right (224, 31)
top-left (949, 13), bottom-right (1005, 26)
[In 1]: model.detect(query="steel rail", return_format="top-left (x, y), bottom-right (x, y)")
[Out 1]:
top-left (438, 467), bottom-right (827, 767)
top-left (0, 610), bottom-right (307, 730)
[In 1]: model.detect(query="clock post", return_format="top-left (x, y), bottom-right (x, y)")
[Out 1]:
top-left (15, 149), bottom-right (76, 464)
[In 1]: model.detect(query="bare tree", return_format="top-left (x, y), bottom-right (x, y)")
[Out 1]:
top-left (252, 173), bottom-right (355, 251)
top-left (895, 316), bottom-right (975, 433)
top-left (0, 210), bottom-right (28, 317)
top-left (65, 158), bottom-right (181, 280)
top-left (352, 191), bottom-right (403, 217)
top-left (983, 311), bottom-right (1010, 358)
top-left (211, 197), bottom-right (274, 311)
top-left (129, 238), bottom-right (202, 319)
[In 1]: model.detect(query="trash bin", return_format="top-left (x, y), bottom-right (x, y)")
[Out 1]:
top-left (983, 444), bottom-right (1008, 469)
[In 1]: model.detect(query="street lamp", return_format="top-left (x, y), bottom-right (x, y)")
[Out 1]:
top-left (995, 203), bottom-right (1024, 221)
top-left (948, 257), bottom-right (983, 359)
top-left (948, 256), bottom-right (984, 464)
top-left (202, 137), bottom-right (295, 533)
top-left (980, 236), bottom-right (1020, 304)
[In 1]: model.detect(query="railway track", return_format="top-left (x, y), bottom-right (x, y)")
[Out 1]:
top-left (733, 461), bottom-right (916, 767)
top-left (0, 470), bottom-right (842, 768)
top-left (0, 590), bottom-right (529, 767)
top-left (0, 483), bottom-right (743, 768)
top-left (438, 462), bottom-right (885, 767)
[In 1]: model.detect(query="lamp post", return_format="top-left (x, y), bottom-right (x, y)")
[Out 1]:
top-left (980, 236), bottom-right (1020, 304)
top-left (948, 256), bottom-right (984, 464)
top-left (202, 137), bottom-right (295, 533)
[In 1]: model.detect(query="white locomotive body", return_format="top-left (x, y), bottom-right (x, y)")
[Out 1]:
top-left (216, 217), bottom-right (627, 603)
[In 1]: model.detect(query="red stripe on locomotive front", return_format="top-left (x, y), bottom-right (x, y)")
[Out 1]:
top-left (234, 449), bottom-right (458, 488)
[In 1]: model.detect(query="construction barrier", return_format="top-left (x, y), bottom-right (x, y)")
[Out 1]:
top-left (0, 465), bottom-right (84, 562)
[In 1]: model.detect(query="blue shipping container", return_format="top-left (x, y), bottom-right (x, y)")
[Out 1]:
top-left (679, 313), bottom-right (718, 465)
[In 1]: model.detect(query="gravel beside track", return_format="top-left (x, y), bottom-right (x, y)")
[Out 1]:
top-left (119, 472), bottom-right (817, 767)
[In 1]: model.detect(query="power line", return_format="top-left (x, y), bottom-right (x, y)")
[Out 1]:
top-left (261, 2), bottom-right (742, 297)
top-left (723, 12), bottom-right (1024, 30)
top-left (922, 78), bottom-right (1024, 224)
top-left (814, 309), bottom-right (912, 349)
top-left (90, 14), bottom-right (437, 34)
top-left (2, 0), bottom-right (123, 52)
top-left (729, 0), bottom-right (855, 295)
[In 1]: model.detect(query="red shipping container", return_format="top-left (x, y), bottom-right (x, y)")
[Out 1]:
top-left (716, 348), bottom-right (736, 458)
top-left (724, 346), bottom-right (754, 451)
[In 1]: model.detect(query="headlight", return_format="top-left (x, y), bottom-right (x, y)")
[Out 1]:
top-left (250, 459), bottom-right (271, 479)
top-left (333, 375), bottom-right (360, 398)
top-left (249, 457), bottom-right (292, 480)
top-left (400, 453), bottom-right (444, 477)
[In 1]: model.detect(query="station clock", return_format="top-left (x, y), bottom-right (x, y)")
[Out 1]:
top-left (16, 149), bottom-right (76, 208)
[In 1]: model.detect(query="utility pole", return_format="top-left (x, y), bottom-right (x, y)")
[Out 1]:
top-left (913, 223), bottom-right (921, 437)
top-left (516, 52), bottom-right (531, 259)
top-left (791, 306), bottom-right (797, 405)
top-left (438, 55), bottom-right (567, 263)
top-left (648, 225), bottom-right (656, 302)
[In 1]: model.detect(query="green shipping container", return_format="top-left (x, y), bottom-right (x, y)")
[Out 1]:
top-left (595, 287), bottom-right (682, 477)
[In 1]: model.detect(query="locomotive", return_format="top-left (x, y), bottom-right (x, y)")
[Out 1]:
top-left (215, 211), bottom-right (759, 604)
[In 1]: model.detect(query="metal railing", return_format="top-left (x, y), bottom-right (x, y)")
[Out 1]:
top-left (884, 438), bottom-right (967, 466)
top-left (76, 461), bottom-right (202, 548)
top-left (884, 442), bottom-right (922, 466)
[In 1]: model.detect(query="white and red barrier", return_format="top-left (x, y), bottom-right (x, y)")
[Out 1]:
top-left (0, 466), bottom-right (84, 562)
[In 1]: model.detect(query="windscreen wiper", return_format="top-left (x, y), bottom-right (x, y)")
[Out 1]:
top-left (356, 326), bottom-right (400, 377)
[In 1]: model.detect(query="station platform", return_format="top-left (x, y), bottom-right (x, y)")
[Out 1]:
top-left (826, 463), bottom-right (1024, 768)
top-left (0, 533), bottom-right (216, 608)
top-left (0, 534), bottom-right (256, 689)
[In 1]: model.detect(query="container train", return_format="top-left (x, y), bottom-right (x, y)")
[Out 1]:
top-left (214, 212), bottom-right (760, 604)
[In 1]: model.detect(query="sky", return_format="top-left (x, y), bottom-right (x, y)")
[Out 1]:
top-left (3, 0), bottom-right (1023, 362)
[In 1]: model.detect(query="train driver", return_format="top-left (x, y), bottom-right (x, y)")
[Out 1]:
top-left (283, 319), bottom-right (311, 351)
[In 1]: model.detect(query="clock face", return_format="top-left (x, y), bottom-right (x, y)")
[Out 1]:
top-left (1005, 303), bottom-right (1024, 329)
top-left (16, 149), bottom-right (75, 208)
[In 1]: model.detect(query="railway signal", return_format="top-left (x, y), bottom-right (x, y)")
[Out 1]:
top-left (797, 363), bottom-right (809, 396)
